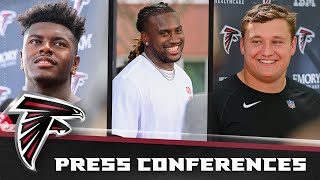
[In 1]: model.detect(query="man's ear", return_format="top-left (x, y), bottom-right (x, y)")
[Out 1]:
top-left (291, 36), bottom-right (297, 56)
top-left (141, 32), bottom-right (149, 45)
top-left (20, 50), bottom-right (24, 70)
top-left (71, 55), bottom-right (80, 75)
top-left (240, 37), bottom-right (245, 55)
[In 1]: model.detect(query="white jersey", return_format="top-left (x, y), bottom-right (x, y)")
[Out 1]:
top-left (112, 55), bottom-right (193, 139)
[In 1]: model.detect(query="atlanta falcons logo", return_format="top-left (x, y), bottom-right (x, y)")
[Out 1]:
top-left (71, 72), bottom-right (88, 94)
top-left (296, 27), bottom-right (315, 54)
top-left (0, 86), bottom-right (11, 105)
top-left (0, 10), bottom-right (16, 37)
top-left (4, 93), bottom-right (85, 171)
top-left (72, 0), bottom-right (91, 15)
top-left (220, 25), bottom-right (241, 54)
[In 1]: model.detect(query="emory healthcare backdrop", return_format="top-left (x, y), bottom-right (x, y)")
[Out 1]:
top-left (0, 0), bottom-right (108, 131)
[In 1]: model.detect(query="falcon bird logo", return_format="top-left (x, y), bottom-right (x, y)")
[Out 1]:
top-left (0, 10), bottom-right (16, 36)
top-left (4, 93), bottom-right (85, 171)
top-left (220, 25), bottom-right (241, 54)
top-left (71, 72), bottom-right (88, 94)
top-left (296, 27), bottom-right (315, 54)
top-left (72, 0), bottom-right (91, 15)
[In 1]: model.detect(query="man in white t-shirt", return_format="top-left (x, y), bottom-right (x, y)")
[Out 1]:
top-left (112, 2), bottom-right (193, 139)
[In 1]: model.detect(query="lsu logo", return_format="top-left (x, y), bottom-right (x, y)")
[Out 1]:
top-left (4, 93), bottom-right (85, 171)
top-left (0, 86), bottom-right (11, 105)
top-left (220, 25), bottom-right (241, 54)
top-left (71, 0), bottom-right (91, 15)
top-left (296, 27), bottom-right (315, 54)
top-left (0, 10), bottom-right (16, 37)
top-left (71, 72), bottom-right (88, 94)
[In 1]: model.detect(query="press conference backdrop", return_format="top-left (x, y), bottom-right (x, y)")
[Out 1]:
top-left (212, 0), bottom-right (320, 93)
top-left (0, 0), bottom-right (109, 131)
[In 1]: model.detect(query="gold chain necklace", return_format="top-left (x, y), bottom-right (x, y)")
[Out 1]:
top-left (142, 53), bottom-right (175, 81)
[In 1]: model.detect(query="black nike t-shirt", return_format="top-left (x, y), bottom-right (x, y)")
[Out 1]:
top-left (210, 74), bottom-right (320, 138)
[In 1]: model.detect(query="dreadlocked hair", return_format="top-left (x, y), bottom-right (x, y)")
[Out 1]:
top-left (17, 2), bottom-right (85, 44)
top-left (128, 2), bottom-right (175, 61)
top-left (128, 37), bottom-right (144, 61)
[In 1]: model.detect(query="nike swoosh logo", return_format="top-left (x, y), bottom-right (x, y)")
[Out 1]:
top-left (243, 101), bottom-right (261, 108)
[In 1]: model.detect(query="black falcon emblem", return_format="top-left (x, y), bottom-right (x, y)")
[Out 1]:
top-left (296, 27), bottom-right (315, 54)
top-left (3, 93), bottom-right (85, 171)
top-left (220, 25), bottom-right (241, 54)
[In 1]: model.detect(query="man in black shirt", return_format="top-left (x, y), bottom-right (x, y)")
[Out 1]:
top-left (0, 2), bottom-right (86, 128)
top-left (18, 2), bottom-right (85, 105)
top-left (1, 3), bottom-right (85, 110)
top-left (1, 2), bottom-right (85, 110)
top-left (210, 4), bottom-right (320, 138)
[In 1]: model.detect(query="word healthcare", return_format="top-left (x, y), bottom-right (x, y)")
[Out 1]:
top-left (55, 157), bottom-right (306, 172)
